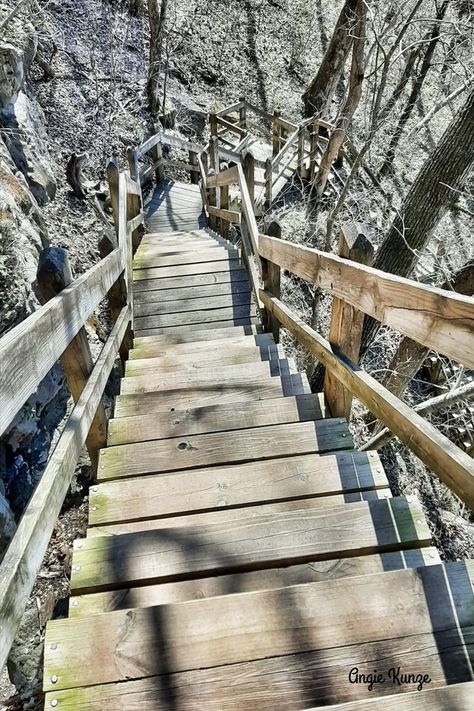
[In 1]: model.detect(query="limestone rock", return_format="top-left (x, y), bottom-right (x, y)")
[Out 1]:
top-left (0, 16), bottom-right (37, 109)
top-left (0, 489), bottom-right (16, 560)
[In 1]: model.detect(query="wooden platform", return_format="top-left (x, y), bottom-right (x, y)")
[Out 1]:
top-left (42, 181), bottom-right (474, 710)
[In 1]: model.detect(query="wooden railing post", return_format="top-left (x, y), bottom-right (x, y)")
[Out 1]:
top-left (208, 136), bottom-right (219, 230)
top-left (262, 219), bottom-right (282, 342)
top-left (36, 248), bottom-right (107, 473)
top-left (324, 223), bottom-right (374, 419)
top-left (153, 141), bottom-right (165, 184)
top-left (297, 126), bottom-right (305, 175)
top-left (189, 149), bottom-right (199, 184)
top-left (220, 184), bottom-right (230, 240)
top-left (242, 151), bottom-right (255, 211)
top-left (264, 157), bottom-right (272, 212)
top-left (239, 97), bottom-right (247, 129)
top-left (126, 147), bottom-right (144, 253)
top-left (272, 110), bottom-right (281, 156)
top-left (209, 112), bottom-right (218, 138)
top-left (106, 158), bottom-right (120, 234)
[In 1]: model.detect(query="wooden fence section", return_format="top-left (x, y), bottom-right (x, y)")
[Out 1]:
top-left (0, 154), bottom-right (144, 671)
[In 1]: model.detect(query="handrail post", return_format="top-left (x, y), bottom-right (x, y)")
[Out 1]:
top-left (36, 248), bottom-right (107, 473)
top-left (220, 184), bottom-right (230, 240)
top-left (324, 223), bottom-right (374, 419)
top-left (153, 140), bottom-right (165, 184)
top-left (189, 149), bottom-right (199, 184)
top-left (239, 96), bottom-right (247, 129)
top-left (264, 157), bottom-right (272, 212)
top-left (272, 109), bottom-right (281, 157)
top-left (209, 111), bottom-right (218, 138)
top-left (208, 136), bottom-right (219, 230)
top-left (126, 147), bottom-right (144, 253)
top-left (262, 220), bottom-right (282, 342)
top-left (242, 151), bottom-right (255, 212)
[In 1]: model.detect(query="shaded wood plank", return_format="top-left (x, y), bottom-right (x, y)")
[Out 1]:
top-left (133, 259), bottom-right (244, 282)
top-left (133, 248), bottom-right (240, 270)
top-left (98, 418), bottom-right (352, 480)
top-left (69, 547), bottom-right (440, 617)
top-left (69, 497), bottom-right (431, 595)
top-left (120, 360), bottom-right (287, 394)
top-left (135, 317), bottom-right (258, 337)
top-left (132, 269), bottom-right (249, 292)
top-left (134, 291), bottom-right (253, 317)
top-left (43, 633), bottom-right (474, 710)
top-left (130, 331), bottom-right (273, 358)
top-left (113, 378), bottom-right (285, 418)
top-left (86, 489), bottom-right (393, 537)
top-left (46, 558), bottom-right (474, 691)
top-left (125, 343), bottom-right (282, 375)
top-left (92, 448), bottom-right (387, 522)
top-left (134, 304), bottom-right (257, 330)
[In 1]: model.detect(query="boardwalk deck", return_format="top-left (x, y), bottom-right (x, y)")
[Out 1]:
top-left (42, 179), bottom-right (474, 710)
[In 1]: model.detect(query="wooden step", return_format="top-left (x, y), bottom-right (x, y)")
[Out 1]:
top-left (98, 419), bottom-right (353, 480)
top-left (132, 268), bottom-right (249, 291)
top-left (134, 303), bottom-right (257, 331)
top-left (91, 448), bottom-right (388, 522)
top-left (69, 547), bottom-right (440, 617)
top-left (125, 341), bottom-right (279, 374)
top-left (134, 290), bottom-right (253, 317)
top-left (87, 489), bottom-right (393, 537)
top-left (133, 257), bottom-right (244, 282)
top-left (119, 359), bottom-right (290, 394)
top-left (45, 560), bottom-right (473, 696)
top-left (108, 392), bottom-right (324, 444)
top-left (135, 316), bottom-right (259, 337)
top-left (133, 279), bottom-right (252, 304)
top-left (133, 247), bottom-right (241, 270)
top-left (130, 330), bottom-right (273, 358)
top-left (68, 496), bottom-right (430, 594)
top-left (313, 683), bottom-right (474, 709)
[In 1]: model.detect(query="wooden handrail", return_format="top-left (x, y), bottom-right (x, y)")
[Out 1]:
top-left (259, 234), bottom-right (474, 369)
top-left (207, 164), bottom-right (240, 188)
top-left (0, 304), bottom-right (131, 671)
top-left (261, 291), bottom-right (474, 509)
top-left (216, 115), bottom-right (247, 137)
top-left (0, 248), bottom-right (124, 436)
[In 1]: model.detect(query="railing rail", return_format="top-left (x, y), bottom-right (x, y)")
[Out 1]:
top-left (0, 150), bottom-right (144, 671)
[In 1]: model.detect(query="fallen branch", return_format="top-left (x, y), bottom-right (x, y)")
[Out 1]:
top-left (361, 381), bottom-right (474, 451)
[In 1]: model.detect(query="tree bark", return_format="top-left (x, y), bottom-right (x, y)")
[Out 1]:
top-left (362, 85), bottom-right (474, 351)
top-left (147, 0), bottom-right (167, 115)
top-left (302, 0), bottom-right (357, 118)
top-left (308, 0), bottom-right (366, 215)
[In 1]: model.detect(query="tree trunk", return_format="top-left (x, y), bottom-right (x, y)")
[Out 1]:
top-left (308, 0), bottom-right (366, 215)
top-left (147, 0), bottom-right (167, 116)
top-left (302, 0), bottom-right (357, 118)
top-left (362, 86), bottom-right (474, 351)
top-left (378, 1), bottom-right (448, 177)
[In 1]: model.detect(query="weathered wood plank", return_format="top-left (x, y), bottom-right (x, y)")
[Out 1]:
top-left (208, 206), bottom-right (241, 224)
top-left (69, 547), bottom-right (439, 617)
top-left (133, 248), bottom-right (240, 270)
top-left (125, 342), bottom-right (281, 375)
top-left (113, 377), bottom-right (284, 418)
top-left (259, 234), bottom-right (474, 368)
top-left (86, 489), bottom-right (392, 537)
top-left (43, 639), bottom-right (474, 710)
top-left (119, 360), bottom-right (285, 394)
top-left (68, 497), bottom-right (431, 595)
top-left (46, 558), bottom-right (473, 692)
top-left (132, 269), bottom-right (249, 292)
top-left (92, 448), bottom-right (386, 521)
top-left (133, 259), bottom-right (244, 282)
top-left (134, 304), bottom-right (257, 331)
top-left (135, 318), bottom-right (259, 338)
top-left (130, 331), bottom-right (272, 358)
top-left (261, 291), bottom-right (474, 510)
top-left (0, 248), bottom-right (123, 436)
top-left (98, 419), bottom-right (352, 480)
top-left (207, 165), bottom-right (240, 188)
top-left (134, 291), bottom-right (253, 317)
top-left (307, 683), bottom-right (474, 710)
top-left (0, 305), bottom-right (130, 672)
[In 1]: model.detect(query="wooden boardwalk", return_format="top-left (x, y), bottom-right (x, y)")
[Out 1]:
top-left (41, 180), bottom-right (474, 709)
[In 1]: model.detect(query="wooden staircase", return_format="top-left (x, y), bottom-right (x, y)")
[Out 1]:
top-left (41, 179), bottom-right (474, 709)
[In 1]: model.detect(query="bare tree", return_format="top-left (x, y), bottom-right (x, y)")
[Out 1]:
top-left (147, 0), bottom-right (168, 115)
top-left (362, 85), bottom-right (474, 349)
top-left (308, 0), bottom-right (367, 215)
top-left (302, 0), bottom-right (357, 118)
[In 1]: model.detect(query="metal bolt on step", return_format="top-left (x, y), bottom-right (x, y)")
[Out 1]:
top-left (50, 701), bottom-right (58, 708)
top-left (51, 676), bottom-right (58, 684)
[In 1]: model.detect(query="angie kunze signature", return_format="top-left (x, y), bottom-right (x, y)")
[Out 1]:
top-left (348, 666), bottom-right (432, 692)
